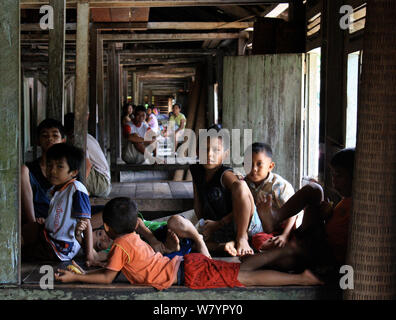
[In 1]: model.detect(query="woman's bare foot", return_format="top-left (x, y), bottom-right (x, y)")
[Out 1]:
top-left (164, 230), bottom-right (181, 253)
top-left (301, 270), bottom-right (324, 286)
top-left (257, 194), bottom-right (278, 233)
top-left (236, 237), bottom-right (254, 256)
top-left (224, 241), bottom-right (238, 256)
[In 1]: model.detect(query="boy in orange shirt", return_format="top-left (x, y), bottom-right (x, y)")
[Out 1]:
top-left (55, 197), bottom-right (323, 289)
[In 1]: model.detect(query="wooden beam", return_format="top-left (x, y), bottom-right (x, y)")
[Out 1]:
top-left (119, 49), bottom-right (215, 56)
top-left (47, 0), bottom-right (66, 121)
top-left (101, 32), bottom-right (241, 42)
top-left (21, 0), bottom-right (289, 9)
top-left (0, 0), bottom-right (20, 285)
top-left (88, 24), bottom-right (98, 137)
top-left (74, 0), bottom-right (90, 185)
top-left (97, 36), bottom-right (106, 151)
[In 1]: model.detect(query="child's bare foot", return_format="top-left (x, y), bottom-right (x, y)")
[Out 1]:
top-left (301, 270), bottom-right (324, 286)
top-left (236, 238), bottom-right (254, 256)
top-left (224, 241), bottom-right (237, 257)
top-left (164, 230), bottom-right (181, 253)
top-left (257, 194), bottom-right (277, 233)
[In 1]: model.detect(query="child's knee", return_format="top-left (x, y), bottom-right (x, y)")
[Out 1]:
top-left (303, 182), bottom-right (324, 203)
top-left (167, 215), bottom-right (187, 230)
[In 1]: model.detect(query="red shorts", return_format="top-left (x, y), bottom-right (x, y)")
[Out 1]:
top-left (184, 253), bottom-right (244, 289)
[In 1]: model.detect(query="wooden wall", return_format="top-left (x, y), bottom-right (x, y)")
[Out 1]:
top-left (223, 54), bottom-right (303, 190)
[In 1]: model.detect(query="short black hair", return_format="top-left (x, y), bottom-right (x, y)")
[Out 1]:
top-left (251, 142), bottom-right (273, 159)
top-left (46, 143), bottom-right (84, 173)
top-left (102, 197), bottom-right (138, 235)
top-left (134, 105), bottom-right (147, 115)
top-left (173, 103), bottom-right (181, 110)
top-left (204, 124), bottom-right (230, 151)
top-left (37, 118), bottom-right (66, 138)
top-left (330, 148), bottom-right (355, 177)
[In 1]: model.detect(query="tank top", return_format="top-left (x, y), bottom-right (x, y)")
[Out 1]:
top-left (189, 164), bottom-right (233, 221)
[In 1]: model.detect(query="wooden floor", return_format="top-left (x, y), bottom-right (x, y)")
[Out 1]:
top-left (90, 181), bottom-right (194, 215)
top-left (108, 181), bottom-right (193, 199)
top-left (13, 260), bottom-right (342, 300)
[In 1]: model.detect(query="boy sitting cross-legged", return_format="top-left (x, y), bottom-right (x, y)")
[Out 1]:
top-left (22, 143), bottom-right (100, 266)
top-left (55, 197), bottom-right (323, 289)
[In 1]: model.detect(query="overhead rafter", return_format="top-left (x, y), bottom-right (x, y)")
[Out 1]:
top-left (21, 0), bottom-right (290, 9)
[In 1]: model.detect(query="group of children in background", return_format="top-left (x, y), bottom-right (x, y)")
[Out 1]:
top-left (22, 119), bottom-right (354, 290)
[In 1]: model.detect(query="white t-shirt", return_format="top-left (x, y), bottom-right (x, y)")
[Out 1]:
top-left (87, 133), bottom-right (110, 182)
top-left (44, 179), bottom-right (91, 261)
top-left (124, 121), bottom-right (151, 139)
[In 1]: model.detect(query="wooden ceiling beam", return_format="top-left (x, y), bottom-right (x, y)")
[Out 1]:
top-left (101, 32), bottom-right (241, 41)
top-left (21, 1), bottom-right (289, 9)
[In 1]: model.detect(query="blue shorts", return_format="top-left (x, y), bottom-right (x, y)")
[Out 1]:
top-left (247, 205), bottom-right (264, 237)
top-left (176, 259), bottom-right (185, 286)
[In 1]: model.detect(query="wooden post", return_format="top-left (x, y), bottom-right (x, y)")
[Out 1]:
top-left (88, 23), bottom-right (98, 137)
top-left (107, 43), bottom-right (120, 173)
top-left (0, 0), bottom-right (20, 285)
top-left (319, 0), bottom-right (347, 197)
top-left (48, 0), bottom-right (66, 122)
top-left (74, 0), bottom-right (89, 184)
top-left (97, 35), bottom-right (106, 152)
top-left (345, 0), bottom-right (396, 300)
top-left (216, 48), bottom-right (224, 123)
top-left (207, 55), bottom-right (215, 126)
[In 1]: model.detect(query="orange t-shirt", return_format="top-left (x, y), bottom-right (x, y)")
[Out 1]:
top-left (325, 197), bottom-right (352, 264)
top-left (106, 232), bottom-right (182, 290)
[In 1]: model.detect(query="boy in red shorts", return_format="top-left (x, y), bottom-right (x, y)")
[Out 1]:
top-left (55, 197), bottom-right (323, 289)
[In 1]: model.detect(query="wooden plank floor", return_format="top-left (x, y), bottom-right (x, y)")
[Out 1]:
top-left (90, 181), bottom-right (194, 215)
top-left (107, 181), bottom-right (193, 199)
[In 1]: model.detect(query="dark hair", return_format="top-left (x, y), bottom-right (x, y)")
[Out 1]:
top-left (330, 148), bottom-right (355, 177)
top-left (203, 124), bottom-right (229, 151)
top-left (134, 105), bottom-right (147, 115)
top-left (122, 103), bottom-right (134, 116)
top-left (102, 197), bottom-right (138, 235)
top-left (46, 143), bottom-right (84, 173)
top-left (37, 118), bottom-right (66, 138)
top-left (251, 142), bottom-right (273, 159)
top-left (173, 103), bottom-right (181, 110)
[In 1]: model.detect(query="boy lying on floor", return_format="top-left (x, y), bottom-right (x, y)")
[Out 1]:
top-left (55, 197), bottom-right (323, 290)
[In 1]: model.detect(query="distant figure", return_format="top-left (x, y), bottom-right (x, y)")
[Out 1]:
top-left (64, 113), bottom-right (112, 198)
top-left (121, 103), bottom-right (134, 127)
top-left (122, 105), bottom-right (156, 164)
top-left (146, 105), bottom-right (159, 134)
top-left (168, 103), bottom-right (186, 144)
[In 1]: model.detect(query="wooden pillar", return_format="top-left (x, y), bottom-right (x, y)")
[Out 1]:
top-left (47, 0), bottom-right (66, 122)
top-left (216, 48), bottom-right (224, 123)
top-left (107, 43), bottom-right (120, 173)
top-left (122, 69), bottom-right (128, 105)
top-left (0, 0), bottom-right (20, 285)
top-left (74, 0), bottom-right (89, 184)
top-left (97, 35), bottom-right (106, 152)
top-left (345, 0), bottom-right (396, 300)
top-left (319, 0), bottom-right (347, 196)
top-left (207, 56), bottom-right (215, 126)
top-left (88, 23), bottom-right (98, 137)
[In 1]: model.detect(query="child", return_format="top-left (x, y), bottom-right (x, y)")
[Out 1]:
top-left (168, 103), bottom-right (186, 143)
top-left (247, 148), bottom-right (355, 273)
top-left (244, 143), bottom-right (297, 251)
top-left (91, 212), bottom-right (211, 259)
top-left (55, 197), bottom-right (323, 289)
top-left (21, 119), bottom-right (66, 224)
top-left (190, 125), bottom-right (263, 257)
top-left (22, 143), bottom-right (98, 266)
top-left (122, 105), bottom-right (156, 164)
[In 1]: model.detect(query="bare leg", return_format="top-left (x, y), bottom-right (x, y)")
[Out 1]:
top-left (258, 183), bottom-right (324, 233)
top-left (237, 269), bottom-right (323, 286)
top-left (167, 215), bottom-right (211, 258)
top-left (239, 243), bottom-right (302, 272)
top-left (231, 181), bottom-right (255, 256)
top-left (164, 229), bottom-right (181, 253)
top-left (21, 165), bottom-right (36, 225)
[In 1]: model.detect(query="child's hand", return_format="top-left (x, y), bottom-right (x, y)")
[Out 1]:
top-left (75, 218), bottom-right (89, 236)
top-left (271, 234), bottom-right (287, 248)
top-left (55, 261), bottom-right (85, 283)
top-left (86, 258), bottom-right (106, 268)
top-left (36, 217), bottom-right (46, 225)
